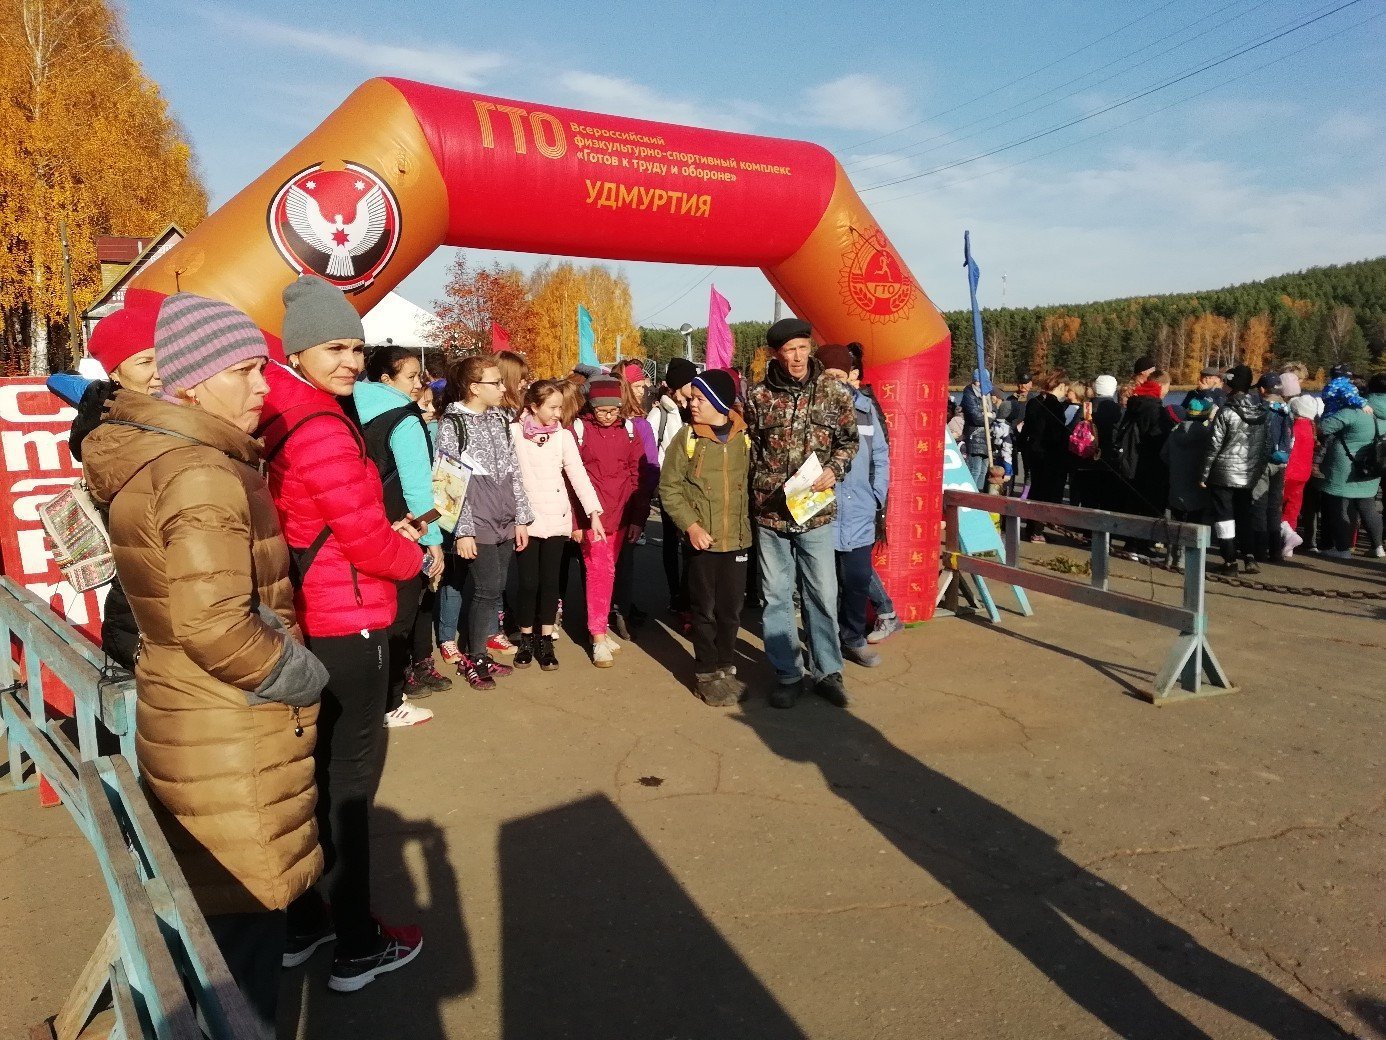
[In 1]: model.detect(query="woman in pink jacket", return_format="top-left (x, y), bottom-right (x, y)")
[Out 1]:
top-left (257, 276), bottom-right (426, 993)
top-left (510, 380), bottom-right (606, 669)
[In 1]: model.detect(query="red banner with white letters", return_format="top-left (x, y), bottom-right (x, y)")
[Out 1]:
top-left (0, 377), bottom-right (104, 716)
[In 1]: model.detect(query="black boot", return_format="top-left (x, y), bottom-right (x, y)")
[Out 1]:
top-left (534, 633), bottom-right (559, 671)
top-left (512, 632), bottom-right (535, 668)
top-left (1217, 538), bottom-right (1238, 575)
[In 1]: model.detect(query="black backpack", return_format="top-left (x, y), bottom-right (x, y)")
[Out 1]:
top-left (1343, 414), bottom-right (1386, 482)
top-left (1110, 417), bottom-right (1141, 481)
top-left (342, 397), bottom-right (432, 523)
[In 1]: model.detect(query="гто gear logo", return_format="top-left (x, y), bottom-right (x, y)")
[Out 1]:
top-left (840, 227), bottom-right (915, 323)
top-left (268, 162), bottom-right (401, 294)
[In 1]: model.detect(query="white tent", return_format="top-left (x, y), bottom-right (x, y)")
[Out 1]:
top-left (362, 292), bottom-right (436, 349)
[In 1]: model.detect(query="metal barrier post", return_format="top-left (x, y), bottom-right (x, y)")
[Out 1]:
top-left (941, 490), bottom-right (1234, 704)
top-left (1152, 534), bottom-right (1233, 703)
top-left (1090, 531), bottom-right (1110, 591)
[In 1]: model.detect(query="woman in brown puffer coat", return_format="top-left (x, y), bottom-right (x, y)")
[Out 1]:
top-left (83, 293), bottom-right (327, 1040)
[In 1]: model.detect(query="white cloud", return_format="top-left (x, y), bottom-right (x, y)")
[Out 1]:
top-left (553, 71), bottom-right (765, 131)
top-left (1316, 111), bottom-right (1381, 145)
top-left (203, 7), bottom-right (509, 89)
top-left (865, 146), bottom-right (1386, 312)
top-left (801, 74), bottom-right (917, 133)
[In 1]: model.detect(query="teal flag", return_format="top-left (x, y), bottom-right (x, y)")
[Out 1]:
top-left (577, 305), bottom-right (598, 366)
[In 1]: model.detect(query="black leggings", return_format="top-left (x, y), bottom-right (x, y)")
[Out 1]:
top-left (515, 534), bottom-right (567, 630)
top-left (660, 506), bottom-right (688, 610)
top-left (413, 586), bottom-right (436, 662)
top-left (387, 575), bottom-right (423, 712)
top-left (289, 629), bottom-right (388, 957)
top-left (1324, 494), bottom-right (1384, 552)
top-left (207, 911), bottom-right (285, 1040)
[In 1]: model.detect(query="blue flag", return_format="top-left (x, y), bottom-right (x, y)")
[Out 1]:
top-left (963, 231), bottom-right (990, 396)
top-left (577, 305), bottom-right (598, 366)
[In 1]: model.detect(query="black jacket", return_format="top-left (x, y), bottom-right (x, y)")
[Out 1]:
top-left (1018, 392), bottom-right (1070, 463)
top-left (70, 380), bottom-right (140, 671)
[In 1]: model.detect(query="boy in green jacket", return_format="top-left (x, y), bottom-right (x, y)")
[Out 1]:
top-left (658, 370), bottom-right (752, 706)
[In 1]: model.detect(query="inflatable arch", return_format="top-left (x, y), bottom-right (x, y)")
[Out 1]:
top-left (130, 78), bottom-right (953, 620)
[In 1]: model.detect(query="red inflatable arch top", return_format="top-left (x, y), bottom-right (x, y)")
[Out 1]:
top-left (131, 78), bottom-right (952, 620)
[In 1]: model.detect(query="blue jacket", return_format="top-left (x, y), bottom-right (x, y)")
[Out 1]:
top-left (835, 387), bottom-right (890, 552)
top-left (352, 380), bottom-right (442, 546)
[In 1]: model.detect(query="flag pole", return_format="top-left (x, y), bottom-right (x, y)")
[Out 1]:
top-left (964, 232), bottom-right (996, 486)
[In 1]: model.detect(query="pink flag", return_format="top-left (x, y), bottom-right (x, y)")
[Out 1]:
top-left (705, 284), bottom-right (733, 370)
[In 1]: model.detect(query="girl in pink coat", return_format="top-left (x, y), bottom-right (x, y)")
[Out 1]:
top-left (573, 376), bottom-right (657, 667)
top-left (510, 380), bottom-right (606, 669)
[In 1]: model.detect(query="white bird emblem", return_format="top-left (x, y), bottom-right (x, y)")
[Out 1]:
top-left (284, 184), bottom-right (388, 278)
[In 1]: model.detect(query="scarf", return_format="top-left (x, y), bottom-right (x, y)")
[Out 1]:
top-left (1131, 380), bottom-right (1166, 400)
top-left (1321, 376), bottom-right (1364, 417)
top-left (520, 413), bottom-right (560, 442)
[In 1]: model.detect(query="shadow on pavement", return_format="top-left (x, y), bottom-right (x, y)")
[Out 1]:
top-left (499, 794), bottom-right (806, 1040)
top-left (960, 618), bottom-right (1156, 701)
top-left (735, 704), bottom-right (1350, 1039)
top-left (285, 806), bottom-right (476, 1040)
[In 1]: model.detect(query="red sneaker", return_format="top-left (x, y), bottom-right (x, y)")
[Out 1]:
top-left (486, 632), bottom-right (517, 655)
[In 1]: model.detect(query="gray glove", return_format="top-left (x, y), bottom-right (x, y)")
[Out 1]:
top-left (249, 604), bottom-right (328, 708)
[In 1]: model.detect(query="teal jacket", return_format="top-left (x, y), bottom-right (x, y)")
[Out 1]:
top-left (1317, 398), bottom-right (1384, 500)
top-left (352, 380), bottom-right (442, 546)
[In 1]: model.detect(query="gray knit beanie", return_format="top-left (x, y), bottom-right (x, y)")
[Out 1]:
top-left (280, 275), bottom-right (364, 356)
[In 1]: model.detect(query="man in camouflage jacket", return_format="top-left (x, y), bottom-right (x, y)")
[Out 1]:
top-left (744, 318), bottom-right (859, 710)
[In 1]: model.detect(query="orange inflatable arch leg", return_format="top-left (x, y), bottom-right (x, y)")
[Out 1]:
top-left (132, 78), bottom-right (953, 621)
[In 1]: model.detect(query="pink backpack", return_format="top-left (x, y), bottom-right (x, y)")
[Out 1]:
top-left (1067, 402), bottom-right (1100, 461)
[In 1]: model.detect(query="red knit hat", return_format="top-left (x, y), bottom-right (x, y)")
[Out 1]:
top-left (87, 303), bottom-right (158, 374)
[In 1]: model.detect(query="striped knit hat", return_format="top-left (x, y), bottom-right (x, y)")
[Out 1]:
top-left (154, 294), bottom-right (267, 394)
top-left (692, 370), bottom-right (735, 415)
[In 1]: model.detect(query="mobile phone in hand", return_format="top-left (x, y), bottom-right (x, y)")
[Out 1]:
top-left (414, 508), bottom-right (441, 528)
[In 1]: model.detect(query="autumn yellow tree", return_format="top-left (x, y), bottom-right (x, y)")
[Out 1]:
top-left (1, 0), bottom-right (207, 374)
top-left (1240, 312), bottom-right (1272, 373)
top-left (526, 262), bottom-right (640, 378)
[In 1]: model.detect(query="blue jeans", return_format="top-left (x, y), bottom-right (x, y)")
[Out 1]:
top-left (756, 523), bottom-right (843, 685)
top-left (966, 453), bottom-right (988, 490)
top-left (435, 550), bottom-right (467, 647)
top-left (868, 568), bottom-right (895, 617)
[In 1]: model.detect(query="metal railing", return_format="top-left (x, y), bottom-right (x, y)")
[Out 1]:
top-left (1, 577), bottom-right (254, 1039)
top-left (942, 490), bottom-right (1234, 704)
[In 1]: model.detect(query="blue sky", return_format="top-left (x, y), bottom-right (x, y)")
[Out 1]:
top-left (122, 0), bottom-right (1386, 328)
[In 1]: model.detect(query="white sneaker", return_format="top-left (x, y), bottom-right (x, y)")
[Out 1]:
top-left (1280, 522), bottom-right (1303, 555)
top-left (385, 699), bottom-right (434, 728)
top-left (606, 635), bottom-right (622, 652)
top-left (592, 641), bottom-right (614, 668)
top-left (1374, 545), bottom-right (1385, 558)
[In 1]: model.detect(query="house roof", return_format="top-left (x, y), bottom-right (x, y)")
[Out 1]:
top-left (95, 236), bottom-right (154, 265)
top-left (84, 225), bottom-right (185, 320)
